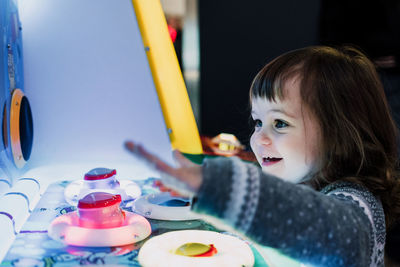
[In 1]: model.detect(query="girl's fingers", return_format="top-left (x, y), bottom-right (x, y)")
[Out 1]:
top-left (125, 140), bottom-right (202, 195)
top-left (124, 141), bottom-right (175, 175)
top-left (173, 150), bottom-right (195, 167)
top-left (125, 141), bottom-right (135, 153)
top-left (154, 181), bottom-right (182, 197)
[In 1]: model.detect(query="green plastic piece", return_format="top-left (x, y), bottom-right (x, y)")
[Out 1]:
top-left (175, 242), bottom-right (211, 256)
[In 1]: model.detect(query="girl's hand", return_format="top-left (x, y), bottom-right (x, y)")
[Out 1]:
top-left (124, 141), bottom-right (203, 197)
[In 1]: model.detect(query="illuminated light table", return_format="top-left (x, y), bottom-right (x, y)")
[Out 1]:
top-left (0, 177), bottom-right (305, 267)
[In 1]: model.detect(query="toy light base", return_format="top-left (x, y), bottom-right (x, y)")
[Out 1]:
top-left (66, 243), bottom-right (140, 257)
top-left (64, 180), bottom-right (141, 206)
top-left (48, 211), bottom-right (151, 247)
top-left (132, 192), bottom-right (199, 221)
top-left (138, 230), bottom-right (255, 267)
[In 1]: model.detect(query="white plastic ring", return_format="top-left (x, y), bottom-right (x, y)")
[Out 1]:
top-left (138, 230), bottom-right (255, 267)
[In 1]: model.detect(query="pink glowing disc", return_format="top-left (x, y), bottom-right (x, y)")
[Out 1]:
top-left (49, 192), bottom-right (151, 247)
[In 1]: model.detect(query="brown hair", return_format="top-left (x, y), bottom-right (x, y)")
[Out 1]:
top-left (250, 46), bottom-right (400, 228)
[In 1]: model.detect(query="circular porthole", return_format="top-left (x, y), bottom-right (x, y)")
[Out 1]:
top-left (10, 89), bottom-right (33, 168)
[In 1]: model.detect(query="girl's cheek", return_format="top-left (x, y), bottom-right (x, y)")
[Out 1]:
top-left (250, 133), bottom-right (257, 152)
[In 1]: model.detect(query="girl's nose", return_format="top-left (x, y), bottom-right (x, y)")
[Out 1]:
top-left (254, 131), bottom-right (272, 146)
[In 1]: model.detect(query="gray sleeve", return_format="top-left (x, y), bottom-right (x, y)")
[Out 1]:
top-left (192, 156), bottom-right (376, 267)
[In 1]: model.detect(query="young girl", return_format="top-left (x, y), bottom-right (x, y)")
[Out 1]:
top-left (126, 46), bottom-right (400, 267)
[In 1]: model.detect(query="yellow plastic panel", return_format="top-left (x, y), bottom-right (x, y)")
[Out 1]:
top-left (132, 0), bottom-right (203, 154)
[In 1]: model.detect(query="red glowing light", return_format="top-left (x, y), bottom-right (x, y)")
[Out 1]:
top-left (78, 192), bottom-right (121, 209)
top-left (194, 244), bottom-right (217, 257)
top-left (168, 25), bottom-right (177, 43)
top-left (84, 169), bottom-right (117, 180)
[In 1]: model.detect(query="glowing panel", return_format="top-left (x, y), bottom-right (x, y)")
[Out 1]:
top-left (18, 0), bottom-right (174, 173)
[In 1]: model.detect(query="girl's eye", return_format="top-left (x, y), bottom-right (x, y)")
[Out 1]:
top-left (253, 119), bottom-right (262, 128)
top-left (274, 119), bottom-right (289, 129)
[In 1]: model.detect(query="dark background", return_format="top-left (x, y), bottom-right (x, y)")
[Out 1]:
top-left (198, 0), bottom-right (400, 147)
top-left (198, 0), bottom-right (321, 146)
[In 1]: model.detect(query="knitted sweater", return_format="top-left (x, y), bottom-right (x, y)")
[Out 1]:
top-left (191, 157), bottom-right (386, 267)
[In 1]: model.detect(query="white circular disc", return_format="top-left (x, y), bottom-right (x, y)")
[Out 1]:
top-left (64, 179), bottom-right (141, 206)
top-left (138, 230), bottom-right (255, 267)
top-left (132, 193), bottom-right (199, 221)
top-left (48, 211), bottom-right (151, 247)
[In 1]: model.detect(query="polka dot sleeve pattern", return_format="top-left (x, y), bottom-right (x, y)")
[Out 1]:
top-left (192, 157), bottom-right (385, 267)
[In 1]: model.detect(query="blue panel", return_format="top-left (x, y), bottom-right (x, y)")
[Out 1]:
top-left (0, 0), bottom-right (24, 181)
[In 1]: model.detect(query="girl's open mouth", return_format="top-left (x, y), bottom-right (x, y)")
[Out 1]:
top-left (262, 157), bottom-right (283, 166)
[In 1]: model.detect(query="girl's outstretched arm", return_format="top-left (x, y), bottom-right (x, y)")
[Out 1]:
top-left (196, 156), bottom-right (383, 267)
top-left (124, 141), bottom-right (383, 267)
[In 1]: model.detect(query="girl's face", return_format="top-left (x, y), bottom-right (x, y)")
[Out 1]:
top-left (250, 76), bottom-right (320, 183)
